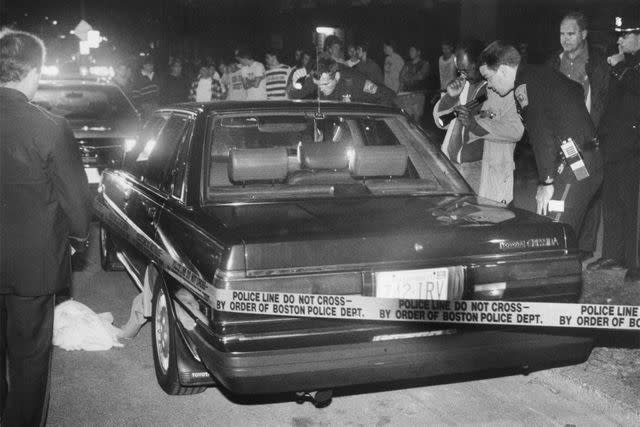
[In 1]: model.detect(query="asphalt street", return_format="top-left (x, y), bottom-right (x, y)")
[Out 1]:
top-left (46, 224), bottom-right (640, 426)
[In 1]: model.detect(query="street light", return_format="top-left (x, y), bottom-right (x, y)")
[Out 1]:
top-left (315, 26), bottom-right (336, 36)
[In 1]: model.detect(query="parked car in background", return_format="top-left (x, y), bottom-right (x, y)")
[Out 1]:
top-left (95, 100), bottom-right (593, 405)
top-left (33, 78), bottom-right (140, 189)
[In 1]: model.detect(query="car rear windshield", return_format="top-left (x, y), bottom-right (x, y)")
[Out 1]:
top-left (205, 112), bottom-right (467, 202)
top-left (33, 84), bottom-right (138, 122)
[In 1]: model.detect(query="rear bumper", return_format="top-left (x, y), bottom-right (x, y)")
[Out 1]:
top-left (190, 327), bottom-right (593, 394)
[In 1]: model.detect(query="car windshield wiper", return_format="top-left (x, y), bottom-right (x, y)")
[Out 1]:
top-left (207, 181), bottom-right (467, 202)
top-left (209, 185), bottom-right (334, 201)
top-left (364, 180), bottom-right (451, 194)
top-left (329, 183), bottom-right (371, 197)
top-left (208, 182), bottom-right (374, 202)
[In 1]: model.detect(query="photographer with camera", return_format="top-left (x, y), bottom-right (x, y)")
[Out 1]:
top-left (433, 40), bottom-right (523, 204)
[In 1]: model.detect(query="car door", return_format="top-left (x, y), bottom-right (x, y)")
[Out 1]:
top-left (140, 112), bottom-right (206, 277)
top-left (153, 112), bottom-right (224, 296)
top-left (101, 112), bottom-right (168, 278)
top-left (120, 111), bottom-right (192, 276)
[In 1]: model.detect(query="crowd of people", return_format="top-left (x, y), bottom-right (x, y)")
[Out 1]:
top-left (112, 11), bottom-right (639, 282)
top-left (433, 11), bottom-right (639, 286)
top-left (112, 34), bottom-right (441, 119)
top-left (112, 12), bottom-right (639, 284)
top-left (0, 8), bottom-right (638, 425)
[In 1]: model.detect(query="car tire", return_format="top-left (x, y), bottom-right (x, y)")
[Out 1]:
top-left (99, 223), bottom-right (124, 271)
top-left (151, 282), bottom-right (207, 395)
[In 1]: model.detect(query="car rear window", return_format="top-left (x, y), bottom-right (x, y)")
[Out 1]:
top-left (205, 112), bottom-right (466, 201)
top-left (33, 84), bottom-right (138, 122)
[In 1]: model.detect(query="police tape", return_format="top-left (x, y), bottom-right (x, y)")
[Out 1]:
top-left (215, 289), bottom-right (640, 330)
top-left (94, 194), bottom-right (640, 331)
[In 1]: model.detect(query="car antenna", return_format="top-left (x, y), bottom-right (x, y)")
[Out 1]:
top-left (314, 36), bottom-right (324, 120)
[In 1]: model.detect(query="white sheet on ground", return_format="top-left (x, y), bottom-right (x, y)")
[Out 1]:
top-left (53, 300), bottom-right (124, 351)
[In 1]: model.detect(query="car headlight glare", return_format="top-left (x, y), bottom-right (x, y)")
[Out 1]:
top-left (124, 138), bottom-right (137, 152)
top-left (41, 65), bottom-right (59, 76)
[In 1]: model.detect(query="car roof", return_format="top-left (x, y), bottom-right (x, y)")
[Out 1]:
top-left (157, 100), bottom-right (403, 116)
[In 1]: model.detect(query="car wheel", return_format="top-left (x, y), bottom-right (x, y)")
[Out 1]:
top-left (99, 223), bottom-right (124, 271)
top-left (151, 282), bottom-right (207, 395)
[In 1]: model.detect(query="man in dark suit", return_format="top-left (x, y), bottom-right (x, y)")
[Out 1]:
top-left (0, 29), bottom-right (91, 425)
top-left (587, 15), bottom-right (640, 282)
top-left (478, 41), bottom-right (603, 247)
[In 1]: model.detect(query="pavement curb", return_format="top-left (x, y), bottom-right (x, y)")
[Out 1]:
top-left (534, 366), bottom-right (640, 422)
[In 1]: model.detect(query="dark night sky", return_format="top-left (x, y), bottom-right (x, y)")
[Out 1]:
top-left (2, 0), bottom-right (638, 68)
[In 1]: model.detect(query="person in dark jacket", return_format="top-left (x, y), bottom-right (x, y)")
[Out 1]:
top-left (132, 57), bottom-right (161, 120)
top-left (289, 56), bottom-right (396, 106)
top-left (548, 12), bottom-right (610, 127)
top-left (586, 15), bottom-right (640, 283)
top-left (548, 11), bottom-right (610, 261)
top-left (161, 58), bottom-right (189, 105)
top-left (354, 41), bottom-right (384, 85)
top-left (479, 41), bottom-right (603, 248)
top-left (0, 29), bottom-right (91, 426)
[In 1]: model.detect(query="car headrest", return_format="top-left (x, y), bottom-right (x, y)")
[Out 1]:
top-left (299, 143), bottom-right (349, 170)
top-left (228, 148), bottom-right (289, 183)
top-left (349, 146), bottom-right (408, 177)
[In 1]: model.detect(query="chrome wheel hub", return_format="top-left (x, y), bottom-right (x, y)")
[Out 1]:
top-left (155, 291), bottom-right (170, 374)
top-left (100, 226), bottom-right (108, 260)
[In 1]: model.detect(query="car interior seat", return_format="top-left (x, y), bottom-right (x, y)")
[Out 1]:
top-left (287, 142), bottom-right (354, 185)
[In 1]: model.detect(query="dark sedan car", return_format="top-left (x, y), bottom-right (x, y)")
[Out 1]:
top-left (95, 100), bottom-right (592, 403)
top-left (33, 79), bottom-right (140, 188)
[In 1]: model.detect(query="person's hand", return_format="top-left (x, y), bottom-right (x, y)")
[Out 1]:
top-left (535, 184), bottom-right (555, 216)
top-left (446, 77), bottom-right (465, 98)
top-left (607, 45), bottom-right (625, 66)
top-left (250, 75), bottom-right (265, 88)
top-left (454, 105), bottom-right (476, 127)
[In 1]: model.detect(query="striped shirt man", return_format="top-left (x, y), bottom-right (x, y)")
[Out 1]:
top-left (265, 64), bottom-right (292, 99)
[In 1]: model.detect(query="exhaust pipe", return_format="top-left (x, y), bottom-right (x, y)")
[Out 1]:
top-left (295, 390), bottom-right (333, 408)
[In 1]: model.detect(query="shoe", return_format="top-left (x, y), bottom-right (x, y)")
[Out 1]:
top-left (625, 268), bottom-right (640, 283)
top-left (586, 258), bottom-right (625, 270)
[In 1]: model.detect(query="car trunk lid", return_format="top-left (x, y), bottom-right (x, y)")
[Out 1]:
top-left (203, 195), bottom-right (568, 273)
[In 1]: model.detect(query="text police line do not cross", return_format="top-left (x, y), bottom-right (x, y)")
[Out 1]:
top-left (217, 289), bottom-right (640, 330)
top-left (94, 195), bottom-right (640, 332)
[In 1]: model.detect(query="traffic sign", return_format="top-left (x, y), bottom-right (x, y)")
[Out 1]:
top-left (73, 20), bottom-right (92, 41)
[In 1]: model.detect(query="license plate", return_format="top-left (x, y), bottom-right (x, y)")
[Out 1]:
top-left (375, 268), bottom-right (449, 300)
top-left (85, 167), bottom-right (101, 184)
